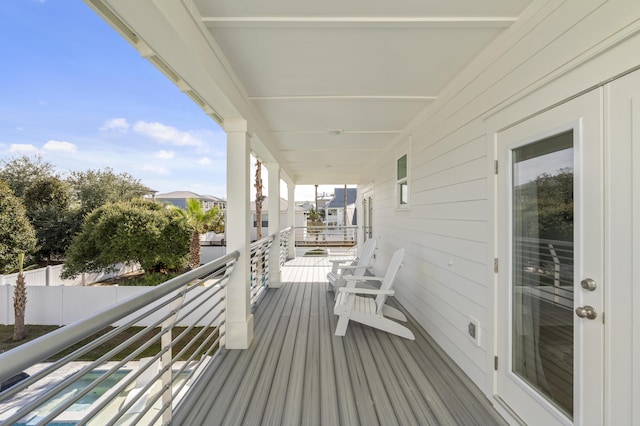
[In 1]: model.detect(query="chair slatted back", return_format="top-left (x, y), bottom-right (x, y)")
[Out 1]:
top-left (375, 248), bottom-right (405, 314)
top-left (354, 238), bottom-right (377, 277)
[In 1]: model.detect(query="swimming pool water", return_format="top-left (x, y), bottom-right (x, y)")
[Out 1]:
top-left (59, 370), bottom-right (130, 411)
top-left (23, 369), bottom-right (131, 424)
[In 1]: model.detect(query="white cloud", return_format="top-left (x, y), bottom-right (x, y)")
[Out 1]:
top-left (43, 140), bottom-right (77, 154)
top-left (141, 164), bottom-right (170, 175)
top-left (133, 121), bottom-right (203, 147)
top-left (9, 144), bottom-right (38, 154)
top-left (100, 118), bottom-right (130, 133)
top-left (197, 157), bottom-right (212, 165)
top-left (154, 150), bottom-right (175, 160)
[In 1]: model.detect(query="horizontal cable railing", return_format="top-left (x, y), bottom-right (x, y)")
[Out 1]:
top-left (514, 237), bottom-right (574, 308)
top-left (250, 234), bottom-right (274, 311)
top-left (294, 225), bottom-right (357, 247)
top-left (279, 227), bottom-right (292, 266)
top-left (0, 252), bottom-right (239, 426)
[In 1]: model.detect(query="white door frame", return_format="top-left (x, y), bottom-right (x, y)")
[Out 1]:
top-left (360, 182), bottom-right (375, 244)
top-left (490, 89), bottom-right (604, 426)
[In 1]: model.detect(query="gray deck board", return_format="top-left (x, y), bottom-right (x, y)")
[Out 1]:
top-left (317, 282), bottom-right (341, 426)
top-left (283, 282), bottom-right (311, 424)
top-left (188, 256), bottom-right (507, 426)
top-left (262, 281), bottom-right (303, 424)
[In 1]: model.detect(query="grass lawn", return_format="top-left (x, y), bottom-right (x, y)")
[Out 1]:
top-left (0, 324), bottom-right (216, 362)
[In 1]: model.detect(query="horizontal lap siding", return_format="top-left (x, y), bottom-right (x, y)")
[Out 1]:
top-left (366, 118), bottom-right (490, 388)
top-left (361, 0), bottom-right (640, 398)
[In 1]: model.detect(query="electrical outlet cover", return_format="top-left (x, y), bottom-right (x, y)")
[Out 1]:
top-left (467, 316), bottom-right (480, 347)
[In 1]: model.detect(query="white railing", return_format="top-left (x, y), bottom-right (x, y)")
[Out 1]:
top-left (279, 227), bottom-right (292, 265)
top-left (514, 237), bottom-right (573, 308)
top-left (0, 263), bottom-right (140, 287)
top-left (0, 285), bottom-right (226, 327)
top-left (294, 225), bottom-right (357, 247)
top-left (250, 235), bottom-right (274, 310)
top-left (0, 252), bottom-right (239, 426)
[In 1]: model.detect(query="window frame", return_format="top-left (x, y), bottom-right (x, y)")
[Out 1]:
top-left (396, 151), bottom-right (410, 209)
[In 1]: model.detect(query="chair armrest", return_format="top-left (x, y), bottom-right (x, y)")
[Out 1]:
top-left (329, 259), bottom-right (354, 266)
top-left (343, 275), bottom-right (384, 282)
top-left (335, 264), bottom-right (370, 271)
top-left (338, 287), bottom-right (394, 296)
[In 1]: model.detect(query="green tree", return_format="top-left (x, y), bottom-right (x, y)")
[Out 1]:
top-left (515, 168), bottom-right (573, 241)
top-left (62, 200), bottom-right (191, 279)
top-left (307, 207), bottom-right (323, 240)
top-left (67, 168), bottom-right (153, 215)
top-left (174, 199), bottom-right (224, 269)
top-left (0, 181), bottom-right (37, 273)
top-left (24, 177), bottom-right (77, 263)
top-left (0, 155), bottom-right (56, 198)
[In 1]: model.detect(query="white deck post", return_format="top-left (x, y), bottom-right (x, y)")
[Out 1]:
top-left (266, 162), bottom-right (281, 288)
top-left (224, 119), bottom-right (253, 349)
top-left (287, 183), bottom-right (296, 259)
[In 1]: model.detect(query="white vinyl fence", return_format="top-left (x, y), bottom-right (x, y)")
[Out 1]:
top-left (0, 263), bottom-right (139, 287)
top-left (0, 283), bottom-right (224, 327)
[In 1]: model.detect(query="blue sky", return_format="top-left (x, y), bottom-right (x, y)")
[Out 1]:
top-left (0, 1), bottom-right (229, 197)
top-left (0, 1), bottom-right (341, 202)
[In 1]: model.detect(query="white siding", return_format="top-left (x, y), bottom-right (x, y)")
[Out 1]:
top-left (360, 0), bottom-right (640, 410)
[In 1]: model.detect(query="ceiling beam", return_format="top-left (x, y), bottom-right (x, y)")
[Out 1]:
top-left (249, 95), bottom-right (437, 101)
top-left (270, 130), bottom-right (403, 134)
top-left (201, 16), bottom-right (517, 27)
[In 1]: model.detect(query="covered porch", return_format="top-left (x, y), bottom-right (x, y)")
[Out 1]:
top-left (0, 247), bottom-right (506, 425)
top-left (3, 0), bottom-right (640, 424)
top-left (177, 256), bottom-right (506, 426)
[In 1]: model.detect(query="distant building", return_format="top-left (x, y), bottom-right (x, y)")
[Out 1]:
top-left (250, 197), bottom-right (306, 241)
top-left (155, 191), bottom-right (226, 212)
top-left (325, 187), bottom-right (357, 227)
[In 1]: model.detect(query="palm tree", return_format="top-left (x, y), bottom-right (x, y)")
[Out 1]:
top-left (13, 253), bottom-right (27, 341)
top-left (254, 161), bottom-right (265, 240)
top-left (175, 199), bottom-right (224, 270)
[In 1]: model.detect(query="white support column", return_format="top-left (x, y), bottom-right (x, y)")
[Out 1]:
top-left (224, 119), bottom-right (253, 349)
top-left (266, 162), bottom-right (281, 288)
top-left (288, 183), bottom-right (296, 259)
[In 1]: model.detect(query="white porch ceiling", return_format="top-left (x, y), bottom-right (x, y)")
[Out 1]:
top-left (91, 0), bottom-right (532, 185)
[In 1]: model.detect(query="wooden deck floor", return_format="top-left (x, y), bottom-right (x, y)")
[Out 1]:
top-left (179, 256), bottom-right (507, 425)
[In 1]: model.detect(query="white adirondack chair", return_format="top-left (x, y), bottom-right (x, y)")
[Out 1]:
top-left (334, 248), bottom-right (415, 340)
top-left (326, 237), bottom-right (377, 294)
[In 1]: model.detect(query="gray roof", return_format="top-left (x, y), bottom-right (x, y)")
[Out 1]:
top-left (156, 191), bottom-right (224, 201)
top-left (156, 191), bottom-right (205, 200)
top-left (203, 195), bottom-right (226, 202)
top-left (326, 188), bottom-right (357, 208)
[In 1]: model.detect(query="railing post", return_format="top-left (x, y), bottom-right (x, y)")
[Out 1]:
top-left (287, 183), bottom-right (296, 259)
top-left (266, 162), bottom-right (281, 288)
top-left (161, 287), bottom-right (187, 425)
top-left (224, 119), bottom-right (253, 349)
top-left (45, 266), bottom-right (51, 286)
top-left (1, 277), bottom-right (7, 326)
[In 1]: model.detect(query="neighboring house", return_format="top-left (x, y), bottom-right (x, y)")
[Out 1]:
top-left (250, 197), bottom-right (305, 241)
top-left (324, 187), bottom-right (357, 227)
top-left (202, 194), bottom-right (226, 211)
top-left (155, 191), bottom-right (226, 212)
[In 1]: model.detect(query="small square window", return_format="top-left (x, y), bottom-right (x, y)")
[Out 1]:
top-left (396, 154), bottom-right (409, 207)
top-left (399, 182), bottom-right (408, 205)
top-left (397, 155), bottom-right (407, 180)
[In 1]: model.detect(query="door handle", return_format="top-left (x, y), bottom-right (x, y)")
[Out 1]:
top-left (575, 305), bottom-right (598, 320)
